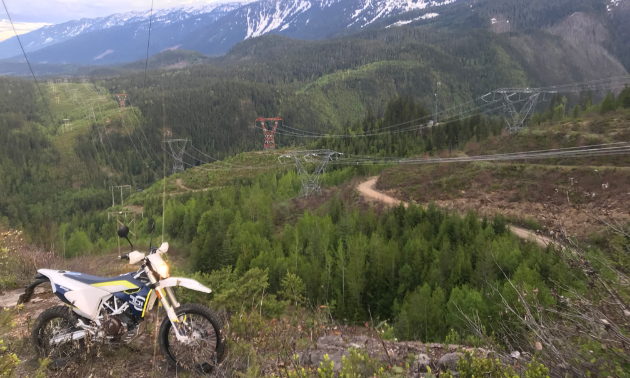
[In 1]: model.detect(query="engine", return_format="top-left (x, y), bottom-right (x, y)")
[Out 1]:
top-left (105, 316), bottom-right (123, 336)
top-left (101, 296), bottom-right (136, 338)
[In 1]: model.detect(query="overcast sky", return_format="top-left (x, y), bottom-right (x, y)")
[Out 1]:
top-left (0, 0), bottom-right (221, 41)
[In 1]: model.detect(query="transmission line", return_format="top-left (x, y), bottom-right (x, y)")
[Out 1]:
top-left (1, 0), bottom-right (70, 149)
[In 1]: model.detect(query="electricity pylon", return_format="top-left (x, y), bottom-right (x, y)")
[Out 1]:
top-left (166, 139), bottom-right (189, 173)
top-left (115, 94), bottom-right (128, 108)
top-left (110, 185), bottom-right (133, 207)
top-left (88, 104), bottom-right (97, 124)
top-left (256, 117), bottom-right (282, 149)
top-left (483, 89), bottom-right (540, 131)
top-left (279, 150), bottom-right (342, 198)
top-left (62, 119), bottom-right (72, 132)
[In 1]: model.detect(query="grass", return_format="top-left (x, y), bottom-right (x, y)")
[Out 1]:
top-left (130, 149), bottom-right (296, 203)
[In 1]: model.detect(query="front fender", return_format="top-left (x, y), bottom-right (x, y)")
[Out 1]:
top-left (157, 277), bottom-right (211, 293)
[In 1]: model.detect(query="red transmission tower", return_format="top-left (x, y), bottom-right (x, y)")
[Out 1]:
top-left (115, 94), bottom-right (128, 108)
top-left (256, 117), bottom-right (282, 149)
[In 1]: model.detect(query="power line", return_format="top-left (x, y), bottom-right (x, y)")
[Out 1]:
top-left (143, 0), bottom-right (154, 89)
top-left (2, 0), bottom-right (59, 135)
top-left (125, 96), bottom-right (164, 168)
top-left (259, 78), bottom-right (629, 139)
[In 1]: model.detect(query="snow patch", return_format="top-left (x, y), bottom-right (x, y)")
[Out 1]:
top-left (93, 49), bottom-right (114, 60)
top-left (351, 0), bottom-right (453, 27)
top-left (608, 0), bottom-right (622, 12)
top-left (245, 0), bottom-right (312, 39)
top-left (386, 12), bottom-right (438, 28)
top-left (161, 44), bottom-right (182, 52)
top-left (43, 37), bottom-right (53, 44)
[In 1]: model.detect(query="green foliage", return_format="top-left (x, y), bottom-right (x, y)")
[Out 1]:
top-left (600, 92), bottom-right (618, 115)
top-left (376, 321), bottom-right (396, 341)
top-left (340, 348), bottom-right (386, 378)
top-left (618, 87), bottom-right (630, 109)
top-left (317, 355), bottom-right (335, 378)
top-left (210, 267), bottom-right (288, 318)
top-left (0, 232), bottom-right (17, 291)
top-left (65, 229), bottom-right (92, 257)
top-left (525, 359), bottom-right (550, 378)
top-left (442, 350), bottom-right (517, 378)
top-left (280, 271), bottom-right (307, 308)
top-left (441, 351), bottom-right (550, 378)
top-left (0, 338), bottom-right (20, 377)
top-left (444, 328), bottom-right (460, 345)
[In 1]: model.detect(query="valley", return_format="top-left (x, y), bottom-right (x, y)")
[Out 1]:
top-left (1, 0), bottom-right (630, 376)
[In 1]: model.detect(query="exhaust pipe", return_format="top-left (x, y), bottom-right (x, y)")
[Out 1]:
top-left (50, 330), bottom-right (86, 345)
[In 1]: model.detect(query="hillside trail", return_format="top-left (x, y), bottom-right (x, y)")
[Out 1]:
top-left (358, 177), bottom-right (558, 248)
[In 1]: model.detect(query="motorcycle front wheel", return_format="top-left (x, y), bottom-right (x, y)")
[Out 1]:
top-left (158, 303), bottom-right (225, 374)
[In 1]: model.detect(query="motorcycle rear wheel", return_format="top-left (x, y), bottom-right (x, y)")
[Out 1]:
top-left (31, 306), bottom-right (83, 369)
top-left (159, 303), bottom-right (225, 374)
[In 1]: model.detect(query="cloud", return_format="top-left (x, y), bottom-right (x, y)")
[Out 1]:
top-left (0, 19), bottom-right (51, 42)
top-left (2, 0), bottom-right (227, 24)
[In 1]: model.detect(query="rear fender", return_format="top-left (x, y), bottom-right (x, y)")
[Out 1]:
top-left (156, 277), bottom-right (211, 293)
top-left (18, 273), bottom-right (50, 304)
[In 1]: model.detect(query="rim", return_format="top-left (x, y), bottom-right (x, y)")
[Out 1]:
top-left (164, 312), bottom-right (220, 374)
top-left (37, 316), bottom-right (79, 362)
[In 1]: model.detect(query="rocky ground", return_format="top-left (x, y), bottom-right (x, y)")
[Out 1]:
top-left (298, 334), bottom-right (493, 374)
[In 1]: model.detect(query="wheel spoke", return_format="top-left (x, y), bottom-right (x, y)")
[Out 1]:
top-left (167, 313), bottom-right (219, 373)
top-left (39, 316), bottom-right (78, 360)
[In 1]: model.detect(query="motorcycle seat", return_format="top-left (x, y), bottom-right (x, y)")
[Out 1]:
top-left (63, 272), bottom-right (142, 290)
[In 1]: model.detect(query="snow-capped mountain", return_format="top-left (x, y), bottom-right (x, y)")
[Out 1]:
top-left (183, 0), bottom-right (457, 55)
top-left (0, 2), bottom-right (249, 61)
top-left (0, 0), bottom-right (459, 64)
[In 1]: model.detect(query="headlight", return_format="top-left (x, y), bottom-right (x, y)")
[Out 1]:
top-left (157, 264), bottom-right (170, 278)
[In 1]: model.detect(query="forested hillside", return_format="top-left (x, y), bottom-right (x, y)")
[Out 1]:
top-left (2, 11), bottom-right (630, 247)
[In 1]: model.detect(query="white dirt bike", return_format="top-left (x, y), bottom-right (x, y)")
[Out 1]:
top-left (21, 223), bottom-right (225, 374)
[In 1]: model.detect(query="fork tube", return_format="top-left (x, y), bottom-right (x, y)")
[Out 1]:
top-left (145, 266), bottom-right (187, 341)
top-left (164, 287), bottom-right (180, 308)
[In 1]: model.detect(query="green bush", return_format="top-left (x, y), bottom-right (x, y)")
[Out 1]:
top-left (441, 350), bottom-right (550, 378)
top-left (66, 229), bottom-right (93, 257)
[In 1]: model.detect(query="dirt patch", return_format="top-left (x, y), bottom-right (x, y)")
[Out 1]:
top-left (377, 163), bottom-right (630, 239)
top-left (357, 177), bottom-right (556, 248)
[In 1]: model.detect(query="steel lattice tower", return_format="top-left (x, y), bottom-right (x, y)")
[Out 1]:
top-left (115, 94), bottom-right (128, 108)
top-left (256, 117), bottom-right (282, 149)
top-left (279, 150), bottom-right (342, 198)
top-left (483, 89), bottom-right (540, 131)
top-left (167, 139), bottom-right (189, 173)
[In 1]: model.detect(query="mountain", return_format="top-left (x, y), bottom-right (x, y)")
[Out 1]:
top-left (1, 0), bottom-right (629, 69)
top-left (181, 0), bottom-right (461, 55)
top-left (0, 2), bottom-right (249, 63)
top-left (0, 0), bottom-right (462, 64)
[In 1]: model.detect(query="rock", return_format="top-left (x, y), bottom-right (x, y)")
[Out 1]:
top-left (317, 335), bottom-right (345, 349)
top-left (297, 350), bottom-right (312, 365)
top-left (437, 352), bottom-right (462, 372)
top-left (347, 335), bottom-right (369, 349)
top-left (411, 353), bottom-right (431, 374)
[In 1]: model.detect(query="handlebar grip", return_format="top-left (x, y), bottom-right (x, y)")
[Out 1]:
top-left (119, 254), bottom-right (130, 260)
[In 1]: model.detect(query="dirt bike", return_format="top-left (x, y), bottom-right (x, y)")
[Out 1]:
top-left (21, 223), bottom-right (225, 374)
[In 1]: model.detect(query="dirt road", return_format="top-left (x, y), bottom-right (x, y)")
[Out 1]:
top-left (358, 177), bottom-right (557, 248)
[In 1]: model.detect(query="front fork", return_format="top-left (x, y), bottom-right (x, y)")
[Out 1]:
top-left (146, 268), bottom-right (188, 342)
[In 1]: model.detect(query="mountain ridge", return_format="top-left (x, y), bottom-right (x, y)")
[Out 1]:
top-left (0, 0), bottom-right (462, 64)
top-left (0, 1), bottom-right (250, 61)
